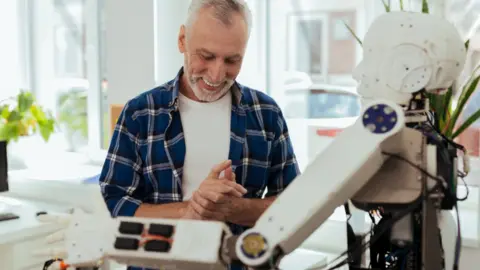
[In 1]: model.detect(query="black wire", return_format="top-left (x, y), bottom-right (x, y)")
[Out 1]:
top-left (310, 151), bottom-right (445, 270)
top-left (425, 112), bottom-right (466, 153)
top-left (382, 151), bottom-right (445, 184)
top-left (456, 176), bottom-right (469, 201)
top-left (324, 197), bottom-right (427, 270)
top-left (425, 112), bottom-right (470, 202)
top-left (43, 259), bottom-right (63, 270)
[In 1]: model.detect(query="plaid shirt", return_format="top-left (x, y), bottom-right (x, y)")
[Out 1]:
top-left (99, 68), bottom-right (300, 270)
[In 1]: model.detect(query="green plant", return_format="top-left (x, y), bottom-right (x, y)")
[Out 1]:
top-left (345, 0), bottom-right (480, 140)
top-left (57, 89), bottom-right (88, 140)
top-left (0, 90), bottom-right (56, 143)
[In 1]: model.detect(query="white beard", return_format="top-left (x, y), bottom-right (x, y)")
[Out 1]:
top-left (188, 75), bottom-right (234, 102)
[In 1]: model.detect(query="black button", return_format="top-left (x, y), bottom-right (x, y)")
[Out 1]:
top-left (119, 221), bottom-right (144, 235)
top-left (148, 224), bottom-right (174, 237)
top-left (144, 240), bottom-right (170, 252)
top-left (114, 237), bottom-right (139, 250)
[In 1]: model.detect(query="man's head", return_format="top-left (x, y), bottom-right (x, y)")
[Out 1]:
top-left (178, 0), bottom-right (252, 102)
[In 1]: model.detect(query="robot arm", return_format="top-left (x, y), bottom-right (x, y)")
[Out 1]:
top-left (35, 99), bottom-right (407, 270)
top-left (234, 100), bottom-right (406, 268)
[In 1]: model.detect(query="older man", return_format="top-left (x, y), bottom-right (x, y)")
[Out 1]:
top-left (99, 0), bottom-right (300, 269)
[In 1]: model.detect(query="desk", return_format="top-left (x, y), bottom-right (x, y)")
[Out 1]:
top-left (0, 196), bottom-right (68, 270)
top-left (2, 171), bottom-right (331, 270)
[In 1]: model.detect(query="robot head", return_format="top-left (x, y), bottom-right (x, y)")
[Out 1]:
top-left (353, 11), bottom-right (467, 105)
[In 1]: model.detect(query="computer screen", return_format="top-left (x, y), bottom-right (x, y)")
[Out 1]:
top-left (0, 140), bottom-right (8, 192)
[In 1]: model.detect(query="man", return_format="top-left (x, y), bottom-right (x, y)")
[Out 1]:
top-left (99, 0), bottom-right (299, 269)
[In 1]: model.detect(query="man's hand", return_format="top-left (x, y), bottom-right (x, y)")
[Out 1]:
top-left (183, 160), bottom-right (247, 221)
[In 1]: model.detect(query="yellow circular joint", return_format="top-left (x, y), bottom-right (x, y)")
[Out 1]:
top-left (240, 233), bottom-right (268, 259)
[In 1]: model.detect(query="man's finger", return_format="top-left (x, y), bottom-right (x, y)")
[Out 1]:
top-left (208, 160), bottom-right (232, 179)
top-left (219, 180), bottom-right (247, 195)
top-left (224, 166), bottom-right (233, 180)
top-left (208, 183), bottom-right (245, 197)
top-left (200, 189), bottom-right (228, 203)
top-left (190, 199), bottom-right (216, 218)
top-left (193, 191), bottom-right (216, 211)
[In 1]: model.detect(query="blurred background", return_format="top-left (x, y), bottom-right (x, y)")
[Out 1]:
top-left (0, 0), bottom-right (479, 269)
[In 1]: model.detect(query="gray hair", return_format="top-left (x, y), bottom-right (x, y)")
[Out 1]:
top-left (185, 0), bottom-right (252, 36)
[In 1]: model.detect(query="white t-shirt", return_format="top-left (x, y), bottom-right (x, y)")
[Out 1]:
top-left (178, 92), bottom-right (232, 200)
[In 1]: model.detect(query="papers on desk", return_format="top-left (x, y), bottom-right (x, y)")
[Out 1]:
top-left (23, 165), bottom-right (102, 184)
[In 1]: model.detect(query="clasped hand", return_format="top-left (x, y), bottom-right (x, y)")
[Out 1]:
top-left (183, 160), bottom-right (247, 221)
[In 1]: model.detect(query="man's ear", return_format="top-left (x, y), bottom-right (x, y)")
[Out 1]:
top-left (178, 25), bottom-right (186, 53)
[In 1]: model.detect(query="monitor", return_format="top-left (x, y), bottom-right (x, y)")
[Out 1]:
top-left (0, 140), bottom-right (7, 192)
top-left (0, 140), bottom-right (19, 221)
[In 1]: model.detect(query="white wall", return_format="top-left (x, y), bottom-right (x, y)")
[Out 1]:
top-left (105, 0), bottom-right (156, 106)
top-left (154, 0), bottom-right (190, 85)
top-left (0, 1), bottom-right (21, 101)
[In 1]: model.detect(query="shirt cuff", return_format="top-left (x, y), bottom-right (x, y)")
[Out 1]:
top-left (108, 196), bottom-right (142, 217)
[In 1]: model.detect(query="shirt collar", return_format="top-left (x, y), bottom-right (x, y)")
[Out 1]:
top-left (169, 67), bottom-right (244, 109)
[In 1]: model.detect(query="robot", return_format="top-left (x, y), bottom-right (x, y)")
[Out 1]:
top-left (35, 11), bottom-right (469, 270)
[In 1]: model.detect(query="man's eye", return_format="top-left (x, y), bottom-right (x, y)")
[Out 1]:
top-left (202, 55), bottom-right (215, 61)
top-left (225, 59), bottom-right (238, 64)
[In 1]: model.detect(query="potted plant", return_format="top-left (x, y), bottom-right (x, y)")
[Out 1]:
top-left (0, 90), bottom-right (56, 169)
top-left (345, 0), bottom-right (480, 156)
top-left (57, 88), bottom-right (88, 152)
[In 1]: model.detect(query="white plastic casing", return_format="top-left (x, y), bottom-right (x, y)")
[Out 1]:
top-left (353, 11), bottom-right (466, 105)
top-left (106, 217), bottom-right (231, 270)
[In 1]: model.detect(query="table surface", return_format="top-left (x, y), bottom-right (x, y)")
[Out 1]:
top-left (0, 195), bottom-right (68, 245)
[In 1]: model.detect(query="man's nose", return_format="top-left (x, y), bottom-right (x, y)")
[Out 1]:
top-left (209, 61), bottom-right (226, 82)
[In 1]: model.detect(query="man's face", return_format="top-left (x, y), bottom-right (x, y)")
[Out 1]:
top-left (178, 7), bottom-right (248, 102)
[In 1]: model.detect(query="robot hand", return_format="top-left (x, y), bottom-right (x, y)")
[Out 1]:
top-left (34, 208), bottom-right (116, 269)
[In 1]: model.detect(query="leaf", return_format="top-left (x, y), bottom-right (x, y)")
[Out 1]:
top-left (38, 119), bottom-right (55, 141)
top-left (343, 21), bottom-right (363, 46)
top-left (0, 123), bottom-right (20, 142)
top-left (0, 105), bottom-right (10, 120)
top-left (382, 0), bottom-right (391, 12)
top-left (440, 87), bottom-right (454, 132)
top-left (30, 104), bottom-right (47, 123)
top-left (452, 109), bottom-right (480, 139)
top-left (446, 75), bottom-right (480, 137)
top-left (465, 39), bottom-right (470, 50)
top-left (7, 111), bottom-right (22, 122)
top-left (17, 91), bottom-right (34, 113)
top-left (422, 0), bottom-right (429, 13)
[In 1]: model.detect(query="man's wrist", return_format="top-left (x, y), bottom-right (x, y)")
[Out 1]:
top-left (134, 201), bottom-right (189, 219)
top-left (226, 197), bottom-right (249, 220)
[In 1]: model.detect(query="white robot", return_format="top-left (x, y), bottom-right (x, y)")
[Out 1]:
top-left (35, 11), bottom-right (468, 270)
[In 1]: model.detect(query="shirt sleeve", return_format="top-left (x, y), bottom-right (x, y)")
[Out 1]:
top-left (99, 101), bottom-right (145, 217)
top-left (266, 109), bottom-right (301, 197)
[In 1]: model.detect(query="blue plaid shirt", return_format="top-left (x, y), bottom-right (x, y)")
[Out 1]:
top-left (99, 68), bottom-right (300, 270)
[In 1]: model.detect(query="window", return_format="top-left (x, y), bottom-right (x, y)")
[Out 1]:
top-left (5, 0), bottom-right (106, 174)
top-left (284, 89), bottom-right (361, 119)
top-left (265, 0), bottom-right (480, 252)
